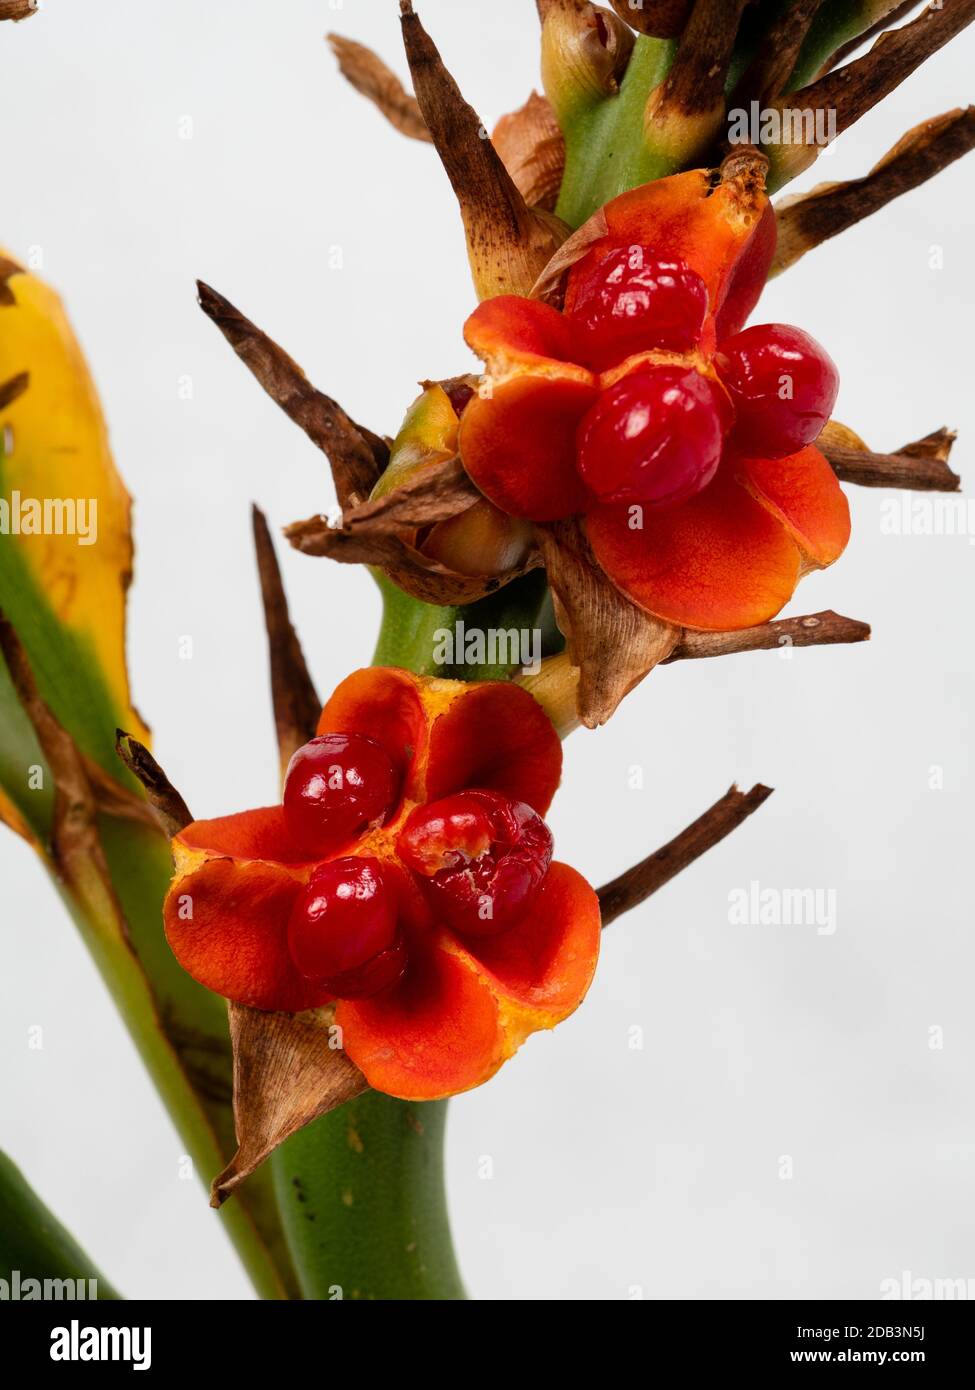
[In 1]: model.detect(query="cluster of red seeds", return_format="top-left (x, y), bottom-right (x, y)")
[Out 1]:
top-left (570, 245), bottom-right (840, 509)
top-left (281, 734), bottom-right (554, 999)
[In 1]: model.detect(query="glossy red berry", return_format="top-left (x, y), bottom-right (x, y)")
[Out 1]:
top-left (287, 856), bottom-right (406, 997)
top-left (283, 732), bottom-right (398, 854)
top-left (397, 789), bottom-right (553, 940)
top-left (571, 248), bottom-right (709, 371)
top-left (576, 365), bottom-right (727, 508)
top-left (715, 323), bottom-right (839, 458)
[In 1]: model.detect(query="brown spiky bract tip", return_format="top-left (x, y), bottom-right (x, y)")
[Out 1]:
top-left (115, 731), bottom-right (193, 838)
top-left (195, 278), bottom-right (382, 508)
top-left (251, 504), bottom-right (322, 773)
top-left (327, 31), bottom-right (431, 142)
top-left (399, 0), bottom-right (567, 299)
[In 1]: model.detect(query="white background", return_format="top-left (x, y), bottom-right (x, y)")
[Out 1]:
top-left (1, 0), bottom-right (973, 1300)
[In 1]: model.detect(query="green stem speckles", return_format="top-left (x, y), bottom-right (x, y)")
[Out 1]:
top-left (272, 1095), bottom-right (465, 1301)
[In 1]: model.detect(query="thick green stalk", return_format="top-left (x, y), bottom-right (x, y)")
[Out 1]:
top-left (270, 570), bottom-right (553, 1300)
top-left (271, 1095), bottom-right (464, 1301)
top-left (555, 36), bottom-right (677, 230)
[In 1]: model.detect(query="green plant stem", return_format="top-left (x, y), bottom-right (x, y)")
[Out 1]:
top-left (271, 1095), bottom-right (464, 1301)
top-left (555, 36), bottom-right (677, 230)
top-left (270, 569), bottom-right (553, 1300)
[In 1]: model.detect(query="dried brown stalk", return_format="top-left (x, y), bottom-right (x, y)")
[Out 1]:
top-left (598, 784), bottom-right (774, 927)
top-left (666, 609), bottom-right (871, 662)
top-left (732, 0), bottom-right (825, 108)
top-left (211, 1005), bottom-right (369, 1207)
top-left (251, 506), bottom-right (321, 777)
top-left (400, 0), bottom-right (567, 299)
top-left (0, 611), bottom-right (158, 839)
top-left (327, 32), bottom-right (432, 141)
top-left (771, 0), bottom-right (975, 182)
top-left (821, 422), bottom-right (960, 492)
top-left (196, 281), bottom-right (383, 510)
top-left (521, 608), bottom-right (870, 734)
top-left (822, 2), bottom-right (926, 76)
top-left (773, 107), bottom-right (975, 273)
top-left (537, 520), bottom-right (680, 728)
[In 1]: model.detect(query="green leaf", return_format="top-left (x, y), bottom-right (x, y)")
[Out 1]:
top-left (0, 258), bottom-right (298, 1298)
top-left (0, 1150), bottom-right (121, 1300)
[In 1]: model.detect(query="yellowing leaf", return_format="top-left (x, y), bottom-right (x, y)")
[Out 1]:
top-left (0, 251), bottom-right (147, 809)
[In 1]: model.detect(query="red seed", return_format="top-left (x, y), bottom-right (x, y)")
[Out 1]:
top-left (715, 323), bottom-right (839, 459)
top-left (571, 248), bottom-right (709, 371)
top-left (283, 732), bottom-right (399, 855)
top-left (397, 789), bottom-right (553, 940)
top-left (287, 857), bottom-right (406, 998)
top-left (576, 365), bottom-right (727, 508)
